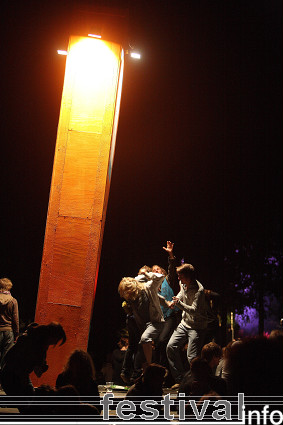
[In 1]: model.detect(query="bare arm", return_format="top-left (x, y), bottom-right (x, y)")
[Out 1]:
top-left (144, 272), bottom-right (165, 291)
top-left (163, 241), bottom-right (179, 294)
top-left (158, 293), bottom-right (171, 308)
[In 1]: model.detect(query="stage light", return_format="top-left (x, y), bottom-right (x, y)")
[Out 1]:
top-left (88, 33), bottom-right (102, 39)
top-left (130, 52), bottom-right (141, 59)
top-left (57, 50), bottom-right (68, 55)
top-left (65, 38), bottom-right (119, 114)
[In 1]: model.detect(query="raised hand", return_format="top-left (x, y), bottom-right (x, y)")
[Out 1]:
top-left (163, 241), bottom-right (175, 258)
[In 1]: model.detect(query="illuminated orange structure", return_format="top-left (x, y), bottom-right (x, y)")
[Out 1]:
top-left (34, 35), bottom-right (124, 384)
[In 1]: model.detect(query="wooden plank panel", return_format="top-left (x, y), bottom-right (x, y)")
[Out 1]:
top-left (34, 36), bottom-right (124, 385)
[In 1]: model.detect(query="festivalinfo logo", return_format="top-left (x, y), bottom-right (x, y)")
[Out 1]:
top-left (99, 392), bottom-right (283, 424)
top-left (3, 393), bottom-right (283, 423)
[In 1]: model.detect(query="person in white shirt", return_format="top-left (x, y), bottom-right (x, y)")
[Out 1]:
top-left (166, 262), bottom-right (208, 388)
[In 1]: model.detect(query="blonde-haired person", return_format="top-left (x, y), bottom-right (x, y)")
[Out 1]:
top-left (119, 273), bottom-right (149, 384)
top-left (0, 278), bottom-right (19, 369)
top-left (118, 277), bottom-right (145, 310)
top-left (118, 271), bottom-right (172, 368)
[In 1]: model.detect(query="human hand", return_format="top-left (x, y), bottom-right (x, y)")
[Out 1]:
top-left (170, 297), bottom-right (179, 306)
top-left (162, 241), bottom-right (174, 258)
top-left (167, 301), bottom-right (176, 309)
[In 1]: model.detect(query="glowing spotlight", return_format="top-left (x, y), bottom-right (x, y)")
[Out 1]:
top-left (57, 50), bottom-right (68, 55)
top-left (130, 52), bottom-right (141, 59)
top-left (88, 34), bottom-right (102, 39)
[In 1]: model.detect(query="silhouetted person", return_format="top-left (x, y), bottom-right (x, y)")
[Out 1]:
top-left (269, 328), bottom-right (283, 343)
top-left (178, 357), bottom-right (226, 400)
top-left (215, 340), bottom-right (240, 384)
top-left (201, 342), bottom-right (222, 375)
top-left (111, 336), bottom-right (129, 385)
top-left (31, 384), bottom-right (57, 415)
top-left (1, 322), bottom-right (66, 398)
top-left (0, 278), bottom-right (19, 370)
top-left (56, 349), bottom-right (101, 413)
top-left (55, 385), bottom-right (100, 418)
top-left (125, 363), bottom-right (166, 418)
top-left (226, 336), bottom-right (283, 395)
top-left (185, 391), bottom-right (221, 418)
top-left (203, 289), bottom-right (221, 344)
top-left (178, 369), bottom-right (208, 398)
top-left (191, 357), bottom-right (226, 396)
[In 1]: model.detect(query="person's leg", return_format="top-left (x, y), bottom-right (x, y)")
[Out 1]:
top-left (121, 316), bottom-right (138, 383)
top-left (166, 323), bottom-right (188, 384)
top-left (156, 315), bottom-right (176, 366)
top-left (142, 342), bottom-right (152, 365)
top-left (140, 322), bottom-right (164, 366)
top-left (186, 329), bottom-right (206, 364)
top-left (0, 331), bottom-right (14, 369)
top-left (0, 332), bottom-right (4, 369)
top-left (131, 344), bottom-right (144, 381)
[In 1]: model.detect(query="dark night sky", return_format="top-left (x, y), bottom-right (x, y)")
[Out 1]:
top-left (1, 0), bottom-right (282, 366)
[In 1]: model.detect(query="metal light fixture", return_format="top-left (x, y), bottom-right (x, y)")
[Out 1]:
top-left (57, 50), bottom-right (68, 55)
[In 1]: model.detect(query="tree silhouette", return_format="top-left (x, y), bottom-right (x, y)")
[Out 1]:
top-left (223, 241), bottom-right (282, 335)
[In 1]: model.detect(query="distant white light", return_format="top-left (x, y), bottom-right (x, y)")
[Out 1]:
top-left (57, 50), bottom-right (68, 55)
top-left (130, 52), bottom-right (141, 60)
top-left (88, 34), bottom-right (102, 39)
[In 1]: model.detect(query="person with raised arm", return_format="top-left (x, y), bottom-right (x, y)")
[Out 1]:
top-left (151, 243), bottom-right (181, 379)
top-left (162, 241), bottom-right (180, 294)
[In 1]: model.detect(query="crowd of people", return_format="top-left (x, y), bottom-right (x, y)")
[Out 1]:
top-left (0, 241), bottom-right (282, 418)
top-left (117, 241), bottom-right (219, 389)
